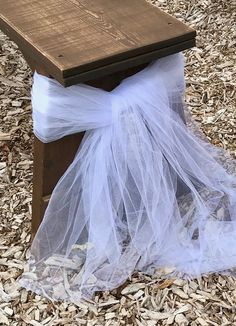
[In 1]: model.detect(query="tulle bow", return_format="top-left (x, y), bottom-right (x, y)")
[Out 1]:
top-left (17, 53), bottom-right (236, 302)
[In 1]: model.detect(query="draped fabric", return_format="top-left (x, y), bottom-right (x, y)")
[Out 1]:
top-left (17, 53), bottom-right (236, 304)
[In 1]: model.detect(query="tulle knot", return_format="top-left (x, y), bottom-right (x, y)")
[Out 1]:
top-left (111, 94), bottom-right (129, 122)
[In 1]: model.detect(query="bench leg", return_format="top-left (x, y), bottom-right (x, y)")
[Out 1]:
top-left (31, 133), bottom-right (84, 240)
top-left (26, 61), bottom-right (148, 240)
top-left (25, 53), bottom-right (186, 240)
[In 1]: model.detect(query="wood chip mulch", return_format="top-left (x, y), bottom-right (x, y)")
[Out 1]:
top-left (0, 0), bottom-right (235, 325)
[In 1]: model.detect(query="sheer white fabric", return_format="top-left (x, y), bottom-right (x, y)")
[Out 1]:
top-left (17, 53), bottom-right (236, 304)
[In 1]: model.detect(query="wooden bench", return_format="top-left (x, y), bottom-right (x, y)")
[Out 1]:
top-left (0, 0), bottom-right (196, 240)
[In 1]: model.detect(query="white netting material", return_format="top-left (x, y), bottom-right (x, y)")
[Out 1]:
top-left (17, 53), bottom-right (236, 304)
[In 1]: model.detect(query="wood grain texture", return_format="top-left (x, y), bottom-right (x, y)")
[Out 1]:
top-left (0, 0), bottom-right (196, 86)
top-left (31, 134), bottom-right (84, 237)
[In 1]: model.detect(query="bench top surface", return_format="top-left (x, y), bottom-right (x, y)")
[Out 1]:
top-left (0, 0), bottom-right (196, 86)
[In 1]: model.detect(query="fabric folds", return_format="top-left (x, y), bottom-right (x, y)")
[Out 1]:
top-left (17, 53), bottom-right (236, 304)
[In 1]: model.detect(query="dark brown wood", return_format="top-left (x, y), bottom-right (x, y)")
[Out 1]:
top-left (64, 39), bottom-right (195, 87)
top-left (32, 134), bottom-right (84, 237)
top-left (0, 0), bottom-right (196, 86)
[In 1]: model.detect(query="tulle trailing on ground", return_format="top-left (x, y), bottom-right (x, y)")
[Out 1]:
top-left (17, 53), bottom-right (236, 304)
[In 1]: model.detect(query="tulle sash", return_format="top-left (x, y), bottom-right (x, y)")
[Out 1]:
top-left (17, 53), bottom-right (236, 302)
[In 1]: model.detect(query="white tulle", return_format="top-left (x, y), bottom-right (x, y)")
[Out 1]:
top-left (17, 53), bottom-right (236, 304)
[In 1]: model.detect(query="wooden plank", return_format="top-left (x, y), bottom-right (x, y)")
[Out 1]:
top-left (64, 39), bottom-right (195, 87)
top-left (0, 0), bottom-right (196, 86)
